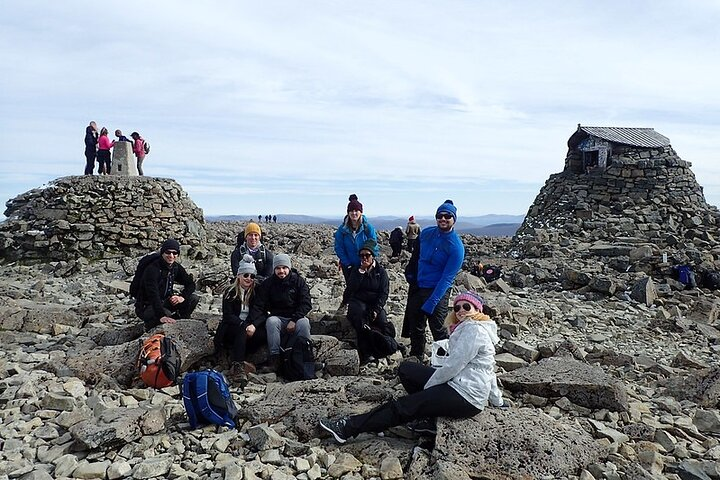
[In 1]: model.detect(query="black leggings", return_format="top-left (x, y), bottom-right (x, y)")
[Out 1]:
top-left (97, 149), bottom-right (111, 174)
top-left (344, 361), bottom-right (480, 437)
top-left (84, 150), bottom-right (96, 175)
top-left (214, 321), bottom-right (267, 362)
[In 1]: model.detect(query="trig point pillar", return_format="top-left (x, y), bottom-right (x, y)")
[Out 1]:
top-left (111, 142), bottom-right (139, 176)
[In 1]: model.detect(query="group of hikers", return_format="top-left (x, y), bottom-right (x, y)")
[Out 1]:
top-left (84, 121), bottom-right (148, 176)
top-left (132, 194), bottom-right (505, 443)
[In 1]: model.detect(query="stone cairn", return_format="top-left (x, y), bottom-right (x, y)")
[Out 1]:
top-left (513, 125), bottom-right (720, 262)
top-left (0, 175), bottom-right (206, 262)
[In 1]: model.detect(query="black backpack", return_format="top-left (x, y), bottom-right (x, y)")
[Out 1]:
top-left (482, 265), bottom-right (502, 283)
top-left (365, 321), bottom-right (398, 359)
top-left (129, 252), bottom-right (161, 299)
top-left (703, 271), bottom-right (720, 290)
top-left (279, 335), bottom-right (317, 382)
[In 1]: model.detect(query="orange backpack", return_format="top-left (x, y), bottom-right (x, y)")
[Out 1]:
top-left (138, 333), bottom-right (181, 388)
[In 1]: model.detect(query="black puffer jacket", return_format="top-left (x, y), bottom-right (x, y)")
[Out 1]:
top-left (248, 270), bottom-right (311, 327)
top-left (345, 262), bottom-right (389, 315)
top-left (84, 126), bottom-right (98, 152)
top-left (137, 258), bottom-right (196, 319)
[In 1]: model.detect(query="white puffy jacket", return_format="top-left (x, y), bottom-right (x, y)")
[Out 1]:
top-left (424, 319), bottom-right (503, 410)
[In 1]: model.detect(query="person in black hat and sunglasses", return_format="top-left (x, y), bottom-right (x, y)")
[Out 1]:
top-left (134, 238), bottom-right (199, 332)
top-left (401, 199), bottom-right (465, 359)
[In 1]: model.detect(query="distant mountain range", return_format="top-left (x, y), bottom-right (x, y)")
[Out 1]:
top-left (206, 214), bottom-right (525, 237)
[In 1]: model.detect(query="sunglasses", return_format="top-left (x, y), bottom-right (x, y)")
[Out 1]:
top-left (436, 213), bottom-right (454, 220)
top-left (453, 303), bottom-right (473, 312)
top-left (241, 273), bottom-right (256, 279)
top-left (359, 253), bottom-right (373, 258)
top-left (163, 251), bottom-right (179, 256)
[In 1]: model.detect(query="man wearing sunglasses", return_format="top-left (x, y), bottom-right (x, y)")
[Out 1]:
top-left (402, 200), bottom-right (465, 359)
top-left (134, 238), bottom-right (199, 332)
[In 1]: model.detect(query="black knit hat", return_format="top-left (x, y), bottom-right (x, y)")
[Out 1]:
top-left (160, 239), bottom-right (181, 254)
top-left (359, 239), bottom-right (377, 255)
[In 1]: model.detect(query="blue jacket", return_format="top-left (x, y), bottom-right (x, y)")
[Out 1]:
top-left (416, 226), bottom-right (464, 313)
top-left (333, 215), bottom-right (379, 268)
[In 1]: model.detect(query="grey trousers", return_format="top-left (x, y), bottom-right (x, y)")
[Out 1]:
top-left (266, 316), bottom-right (311, 355)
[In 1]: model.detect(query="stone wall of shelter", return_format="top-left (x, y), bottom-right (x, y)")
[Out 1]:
top-left (0, 176), bottom-right (206, 262)
top-left (514, 145), bottom-right (720, 257)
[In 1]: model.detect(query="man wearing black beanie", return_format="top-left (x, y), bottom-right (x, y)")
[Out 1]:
top-left (134, 238), bottom-right (199, 331)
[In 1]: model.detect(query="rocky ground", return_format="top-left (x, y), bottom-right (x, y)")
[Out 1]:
top-left (1, 221), bottom-right (720, 479)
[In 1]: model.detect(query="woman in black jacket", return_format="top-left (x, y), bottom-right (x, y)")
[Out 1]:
top-left (345, 240), bottom-right (397, 363)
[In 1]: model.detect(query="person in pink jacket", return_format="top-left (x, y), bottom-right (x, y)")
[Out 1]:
top-left (131, 132), bottom-right (146, 176)
top-left (97, 127), bottom-right (115, 175)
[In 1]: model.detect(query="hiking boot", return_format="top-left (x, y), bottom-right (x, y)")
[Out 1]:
top-left (407, 418), bottom-right (437, 435)
top-left (242, 361), bottom-right (257, 375)
top-left (227, 362), bottom-right (248, 388)
top-left (360, 355), bottom-right (377, 366)
top-left (319, 416), bottom-right (349, 444)
top-left (259, 355), bottom-right (280, 374)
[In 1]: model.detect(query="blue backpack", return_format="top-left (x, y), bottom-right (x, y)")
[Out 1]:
top-left (182, 370), bottom-right (238, 429)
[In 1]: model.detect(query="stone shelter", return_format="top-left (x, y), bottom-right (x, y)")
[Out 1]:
top-left (513, 124), bottom-right (720, 259)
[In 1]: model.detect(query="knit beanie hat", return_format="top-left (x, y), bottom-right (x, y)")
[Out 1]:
top-left (160, 239), bottom-right (181, 254)
top-left (273, 253), bottom-right (292, 269)
top-left (245, 222), bottom-right (261, 238)
top-left (237, 254), bottom-right (257, 275)
top-left (358, 239), bottom-right (377, 255)
top-left (347, 194), bottom-right (363, 213)
top-left (453, 291), bottom-right (484, 311)
top-left (436, 199), bottom-right (457, 220)
top-left (408, 216), bottom-right (414, 222)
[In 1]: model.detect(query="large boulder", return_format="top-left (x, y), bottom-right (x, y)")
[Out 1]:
top-left (432, 408), bottom-right (607, 479)
top-left (501, 356), bottom-right (629, 411)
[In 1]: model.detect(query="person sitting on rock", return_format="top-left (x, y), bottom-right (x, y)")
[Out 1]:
top-left (344, 239), bottom-right (396, 364)
top-left (135, 239), bottom-right (199, 332)
top-left (247, 253), bottom-right (312, 373)
top-left (334, 194), bottom-right (379, 283)
top-left (320, 291), bottom-right (505, 444)
top-left (389, 226), bottom-right (404, 258)
top-left (215, 254), bottom-right (263, 384)
top-left (231, 222), bottom-right (274, 283)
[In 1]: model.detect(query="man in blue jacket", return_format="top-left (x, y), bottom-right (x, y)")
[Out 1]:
top-left (401, 200), bottom-right (465, 358)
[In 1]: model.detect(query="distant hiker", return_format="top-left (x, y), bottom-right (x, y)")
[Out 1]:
top-left (130, 132), bottom-right (146, 176)
top-left (344, 240), bottom-right (396, 364)
top-left (405, 216), bottom-right (420, 253)
top-left (273, 215), bottom-right (277, 223)
top-left (215, 254), bottom-right (263, 383)
top-left (334, 194), bottom-right (379, 284)
top-left (84, 121), bottom-right (98, 175)
top-left (134, 239), bottom-right (199, 332)
top-left (389, 226), bottom-right (404, 258)
top-left (402, 200), bottom-right (465, 359)
top-left (248, 253), bottom-right (312, 373)
top-left (258, 214), bottom-right (262, 222)
top-left (97, 127), bottom-right (115, 175)
top-left (230, 222), bottom-right (274, 283)
top-left (114, 129), bottom-right (132, 142)
top-left (319, 291), bottom-right (504, 444)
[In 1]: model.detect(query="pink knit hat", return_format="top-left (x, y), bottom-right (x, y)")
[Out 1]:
top-left (453, 291), bottom-right (484, 311)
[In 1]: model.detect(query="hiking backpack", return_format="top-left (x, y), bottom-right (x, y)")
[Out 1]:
top-left (703, 271), bottom-right (720, 290)
top-left (129, 252), bottom-right (161, 299)
top-left (138, 333), bottom-right (181, 388)
top-left (363, 320), bottom-right (398, 359)
top-left (674, 265), bottom-right (697, 288)
top-left (279, 335), bottom-right (317, 382)
top-left (143, 140), bottom-right (150, 154)
top-left (482, 265), bottom-right (502, 283)
top-left (182, 370), bottom-right (238, 429)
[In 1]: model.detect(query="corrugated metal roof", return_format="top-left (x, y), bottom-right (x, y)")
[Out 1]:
top-left (577, 126), bottom-right (670, 147)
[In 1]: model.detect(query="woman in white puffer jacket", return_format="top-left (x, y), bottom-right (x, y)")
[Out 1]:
top-left (320, 291), bottom-right (505, 444)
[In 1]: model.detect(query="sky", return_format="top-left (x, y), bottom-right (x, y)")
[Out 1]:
top-left (2, 1), bottom-right (720, 220)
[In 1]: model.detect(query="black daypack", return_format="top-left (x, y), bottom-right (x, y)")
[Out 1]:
top-left (279, 335), bottom-right (317, 382)
top-left (704, 271), bottom-right (720, 290)
top-left (143, 140), bottom-right (150, 154)
top-left (129, 252), bottom-right (161, 299)
top-left (365, 321), bottom-right (398, 359)
top-left (482, 265), bottom-right (502, 283)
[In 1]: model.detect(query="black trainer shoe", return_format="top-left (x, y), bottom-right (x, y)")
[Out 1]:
top-left (319, 417), bottom-right (349, 444)
top-left (407, 418), bottom-right (437, 435)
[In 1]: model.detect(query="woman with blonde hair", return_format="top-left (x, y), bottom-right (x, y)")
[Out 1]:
top-left (215, 254), bottom-right (264, 383)
top-left (320, 291), bottom-right (505, 443)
